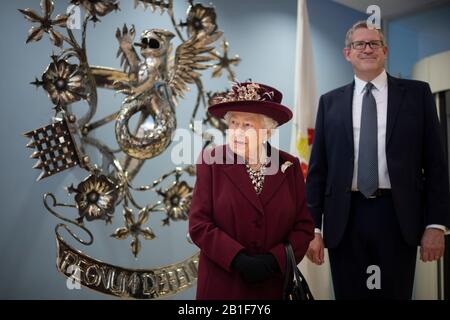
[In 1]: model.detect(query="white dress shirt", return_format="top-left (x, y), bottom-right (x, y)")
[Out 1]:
top-left (352, 69), bottom-right (390, 190)
top-left (314, 69), bottom-right (446, 234)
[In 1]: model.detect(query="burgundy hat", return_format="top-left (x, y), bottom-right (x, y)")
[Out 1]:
top-left (208, 82), bottom-right (293, 126)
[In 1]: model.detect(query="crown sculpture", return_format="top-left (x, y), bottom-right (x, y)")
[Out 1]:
top-left (20, 0), bottom-right (241, 299)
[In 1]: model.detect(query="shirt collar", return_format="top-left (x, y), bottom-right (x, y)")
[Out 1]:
top-left (354, 69), bottom-right (387, 94)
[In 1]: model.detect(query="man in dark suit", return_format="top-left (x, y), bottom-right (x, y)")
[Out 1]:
top-left (305, 21), bottom-right (450, 299)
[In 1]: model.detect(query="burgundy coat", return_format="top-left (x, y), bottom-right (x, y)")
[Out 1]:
top-left (188, 144), bottom-right (314, 300)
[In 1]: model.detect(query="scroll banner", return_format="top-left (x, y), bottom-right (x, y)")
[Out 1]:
top-left (56, 235), bottom-right (199, 299)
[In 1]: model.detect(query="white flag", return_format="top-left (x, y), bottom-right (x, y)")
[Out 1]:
top-left (291, 0), bottom-right (333, 300)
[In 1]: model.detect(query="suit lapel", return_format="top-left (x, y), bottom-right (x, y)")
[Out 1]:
top-left (342, 82), bottom-right (355, 152)
top-left (340, 75), bottom-right (404, 149)
top-left (220, 144), bottom-right (289, 214)
top-left (259, 165), bottom-right (286, 207)
top-left (386, 75), bottom-right (405, 146)
top-left (259, 145), bottom-right (287, 207)
top-left (222, 145), bottom-right (264, 214)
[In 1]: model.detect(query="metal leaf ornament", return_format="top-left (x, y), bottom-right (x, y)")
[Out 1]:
top-left (21, 0), bottom-right (241, 299)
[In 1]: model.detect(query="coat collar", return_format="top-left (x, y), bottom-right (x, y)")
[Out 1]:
top-left (354, 69), bottom-right (388, 94)
top-left (386, 74), bottom-right (405, 146)
top-left (221, 143), bottom-right (289, 214)
top-left (340, 81), bottom-right (355, 152)
top-left (340, 73), bottom-right (405, 149)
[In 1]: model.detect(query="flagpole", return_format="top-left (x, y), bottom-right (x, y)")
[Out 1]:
top-left (291, 0), bottom-right (333, 300)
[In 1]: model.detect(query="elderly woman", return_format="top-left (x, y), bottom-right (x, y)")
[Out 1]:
top-left (188, 82), bottom-right (314, 300)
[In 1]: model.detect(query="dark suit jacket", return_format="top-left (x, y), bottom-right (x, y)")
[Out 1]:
top-left (306, 74), bottom-right (450, 248)
top-left (189, 144), bottom-right (314, 299)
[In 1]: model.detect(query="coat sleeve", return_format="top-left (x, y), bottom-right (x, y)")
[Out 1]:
top-left (269, 157), bottom-right (315, 274)
top-left (305, 95), bottom-right (327, 230)
top-left (188, 151), bottom-right (245, 272)
top-left (422, 83), bottom-right (450, 228)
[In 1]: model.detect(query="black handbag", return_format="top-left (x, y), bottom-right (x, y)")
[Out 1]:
top-left (282, 242), bottom-right (314, 300)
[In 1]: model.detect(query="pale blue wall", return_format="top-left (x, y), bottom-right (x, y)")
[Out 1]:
top-left (387, 4), bottom-right (450, 79)
top-left (308, 0), bottom-right (366, 95)
top-left (1, 0), bottom-right (364, 299)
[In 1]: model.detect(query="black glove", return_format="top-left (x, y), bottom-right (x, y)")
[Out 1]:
top-left (231, 251), bottom-right (279, 283)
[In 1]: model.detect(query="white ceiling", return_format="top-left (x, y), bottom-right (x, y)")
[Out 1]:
top-left (332, 0), bottom-right (450, 19)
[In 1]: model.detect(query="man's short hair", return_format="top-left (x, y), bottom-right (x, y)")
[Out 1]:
top-left (345, 20), bottom-right (386, 48)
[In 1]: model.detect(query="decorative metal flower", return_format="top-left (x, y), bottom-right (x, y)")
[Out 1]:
top-left (183, 165), bottom-right (196, 177)
top-left (182, 3), bottom-right (218, 37)
top-left (111, 207), bottom-right (156, 257)
top-left (158, 181), bottom-right (192, 225)
top-left (19, 0), bottom-right (69, 47)
top-left (69, 173), bottom-right (119, 223)
top-left (210, 40), bottom-right (241, 81)
top-left (70, 0), bottom-right (119, 22)
top-left (34, 56), bottom-right (85, 109)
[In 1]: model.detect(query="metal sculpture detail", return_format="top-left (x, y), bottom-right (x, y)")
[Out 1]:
top-left (21, 0), bottom-right (240, 298)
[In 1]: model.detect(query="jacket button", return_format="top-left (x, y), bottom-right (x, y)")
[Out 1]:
top-left (345, 187), bottom-right (351, 193)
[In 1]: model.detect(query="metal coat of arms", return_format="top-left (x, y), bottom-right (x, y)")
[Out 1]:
top-left (21, 0), bottom-right (240, 299)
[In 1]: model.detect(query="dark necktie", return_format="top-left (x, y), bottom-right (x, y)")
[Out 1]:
top-left (357, 82), bottom-right (378, 198)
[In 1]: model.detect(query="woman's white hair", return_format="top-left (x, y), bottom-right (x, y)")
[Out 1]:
top-left (224, 112), bottom-right (278, 130)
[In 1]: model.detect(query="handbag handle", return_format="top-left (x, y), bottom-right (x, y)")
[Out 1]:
top-left (286, 243), bottom-right (303, 287)
top-left (283, 242), bottom-right (314, 300)
top-left (282, 243), bottom-right (294, 298)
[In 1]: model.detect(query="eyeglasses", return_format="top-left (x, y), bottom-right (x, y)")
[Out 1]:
top-left (349, 40), bottom-right (384, 50)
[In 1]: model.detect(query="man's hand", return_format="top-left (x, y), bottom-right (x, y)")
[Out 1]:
top-left (420, 228), bottom-right (445, 262)
top-left (306, 233), bottom-right (325, 265)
